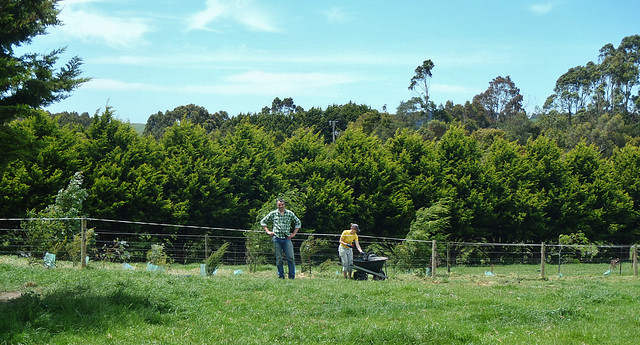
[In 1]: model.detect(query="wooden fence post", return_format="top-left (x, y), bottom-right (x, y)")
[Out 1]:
top-left (205, 234), bottom-right (209, 261)
top-left (633, 244), bottom-right (638, 276)
top-left (446, 241), bottom-right (451, 274)
top-left (80, 217), bottom-right (87, 269)
top-left (540, 242), bottom-right (545, 279)
top-left (431, 240), bottom-right (437, 279)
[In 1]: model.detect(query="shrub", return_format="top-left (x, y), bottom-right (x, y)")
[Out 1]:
top-left (300, 235), bottom-right (330, 273)
top-left (21, 172), bottom-right (88, 261)
top-left (147, 244), bottom-right (170, 266)
top-left (66, 228), bottom-right (96, 266)
top-left (205, 242), bottom-right (230, 275)
top-left (244, 231), bottom-right (269, 273)
top-left (99, 239), bottom-right (131, 264)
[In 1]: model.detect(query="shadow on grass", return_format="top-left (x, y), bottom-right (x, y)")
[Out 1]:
top-left (0, 280), bottom-right (175, 343)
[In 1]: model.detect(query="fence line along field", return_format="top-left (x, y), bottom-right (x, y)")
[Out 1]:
top-left (0, 217), bottom-right (638, 280)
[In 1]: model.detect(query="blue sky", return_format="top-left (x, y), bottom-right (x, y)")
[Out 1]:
top-left (18, 0), bottom-right (640, 123)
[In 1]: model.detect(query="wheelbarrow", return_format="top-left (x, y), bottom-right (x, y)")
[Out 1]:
top-left (352, 252), bottom-right (388, 280)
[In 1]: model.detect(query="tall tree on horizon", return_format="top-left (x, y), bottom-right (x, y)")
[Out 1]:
top-left (0, 0), bottom-right (88, 170)
top-left (0, 0), bottom-right (88, 121)
top-left (473, 76), bottom-right (524, 124)
top-left (409, 59), bottom-right (435, 117)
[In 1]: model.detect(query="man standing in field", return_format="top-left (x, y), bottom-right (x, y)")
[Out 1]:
top-left (260, 198), bottom-right (301, 279)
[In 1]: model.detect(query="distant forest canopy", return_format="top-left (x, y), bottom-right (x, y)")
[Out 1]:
top-left (54, 35), bottom-right (640, 156)
top-left (2, 29), bottom-right (640, 244)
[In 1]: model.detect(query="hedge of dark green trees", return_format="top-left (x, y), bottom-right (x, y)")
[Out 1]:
top-left (2, 105), bottom-right (639, 245)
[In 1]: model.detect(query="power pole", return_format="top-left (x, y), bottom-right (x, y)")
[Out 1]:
top-left (329, 120), bottom-right (338, 143)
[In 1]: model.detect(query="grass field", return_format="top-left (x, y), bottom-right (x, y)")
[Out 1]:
top-left (1, 256), bottom-right (639, 344)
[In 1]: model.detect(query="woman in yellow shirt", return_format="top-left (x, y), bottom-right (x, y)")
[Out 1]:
top-left (338, 223), bottom-right (364, 279)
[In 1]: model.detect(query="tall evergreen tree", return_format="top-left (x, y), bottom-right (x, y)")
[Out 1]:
top-left (0, 0), bottom-right (88, 121)
top-left (161, 120), bottom-right (236, 227)
top-left (1, 0), bottom-right (88, 168)
top-left (0, 110), bottom-right (79, 217)
top-left (79, 108), bottom-right (169, 222)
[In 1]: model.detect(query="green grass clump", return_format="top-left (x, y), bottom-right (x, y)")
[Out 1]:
top-left (1, 256), bottom-right (639, 344)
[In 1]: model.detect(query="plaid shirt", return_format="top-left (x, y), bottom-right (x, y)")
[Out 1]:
top-left (260, 209), bottom-right (301, 238)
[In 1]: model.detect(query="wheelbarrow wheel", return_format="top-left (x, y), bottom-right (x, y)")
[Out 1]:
top-left (373, 273), bottom-right (385, 280)
top-left (354, 270), bottom-right (368, 280)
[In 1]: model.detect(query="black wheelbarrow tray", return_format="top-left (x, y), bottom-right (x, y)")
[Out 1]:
top-left (351, 253), bottom-right (388, 280)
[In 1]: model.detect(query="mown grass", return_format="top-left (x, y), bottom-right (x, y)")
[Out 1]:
top-left (1, 256), bottom-right (639, 344)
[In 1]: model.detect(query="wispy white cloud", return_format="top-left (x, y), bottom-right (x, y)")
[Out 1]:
top-left (322, 7), bottom-right (349, 24)
top-left (215, 71), bottom-right (360, 96)
top-left (60, 0), bottom-right (103, 4)
top-left (84, 71), bottom-right (360, 97)
top-left (187, 0), bottom-right (280, 32)
top-left (528, 2), bottom-right (556, 15)
top-left (84, 78), bottom-right (170, 92)
top-left (89, 50), bottom-right (408, 68)
top-left (56, 0), bottom-right (153, 48)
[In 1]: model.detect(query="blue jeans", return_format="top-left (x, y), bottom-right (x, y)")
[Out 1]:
top-left (272, 236), bottom-right (295, 279)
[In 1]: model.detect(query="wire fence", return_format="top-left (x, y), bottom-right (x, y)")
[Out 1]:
top-left (1, 217), bottom-right (638, 278)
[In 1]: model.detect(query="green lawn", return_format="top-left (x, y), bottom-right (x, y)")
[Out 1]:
top-left (1, 256), bottom-right (639, 344)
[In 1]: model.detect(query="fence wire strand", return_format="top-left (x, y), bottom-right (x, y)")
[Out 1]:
top-left (1, 217), bottom-right (637, 277)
